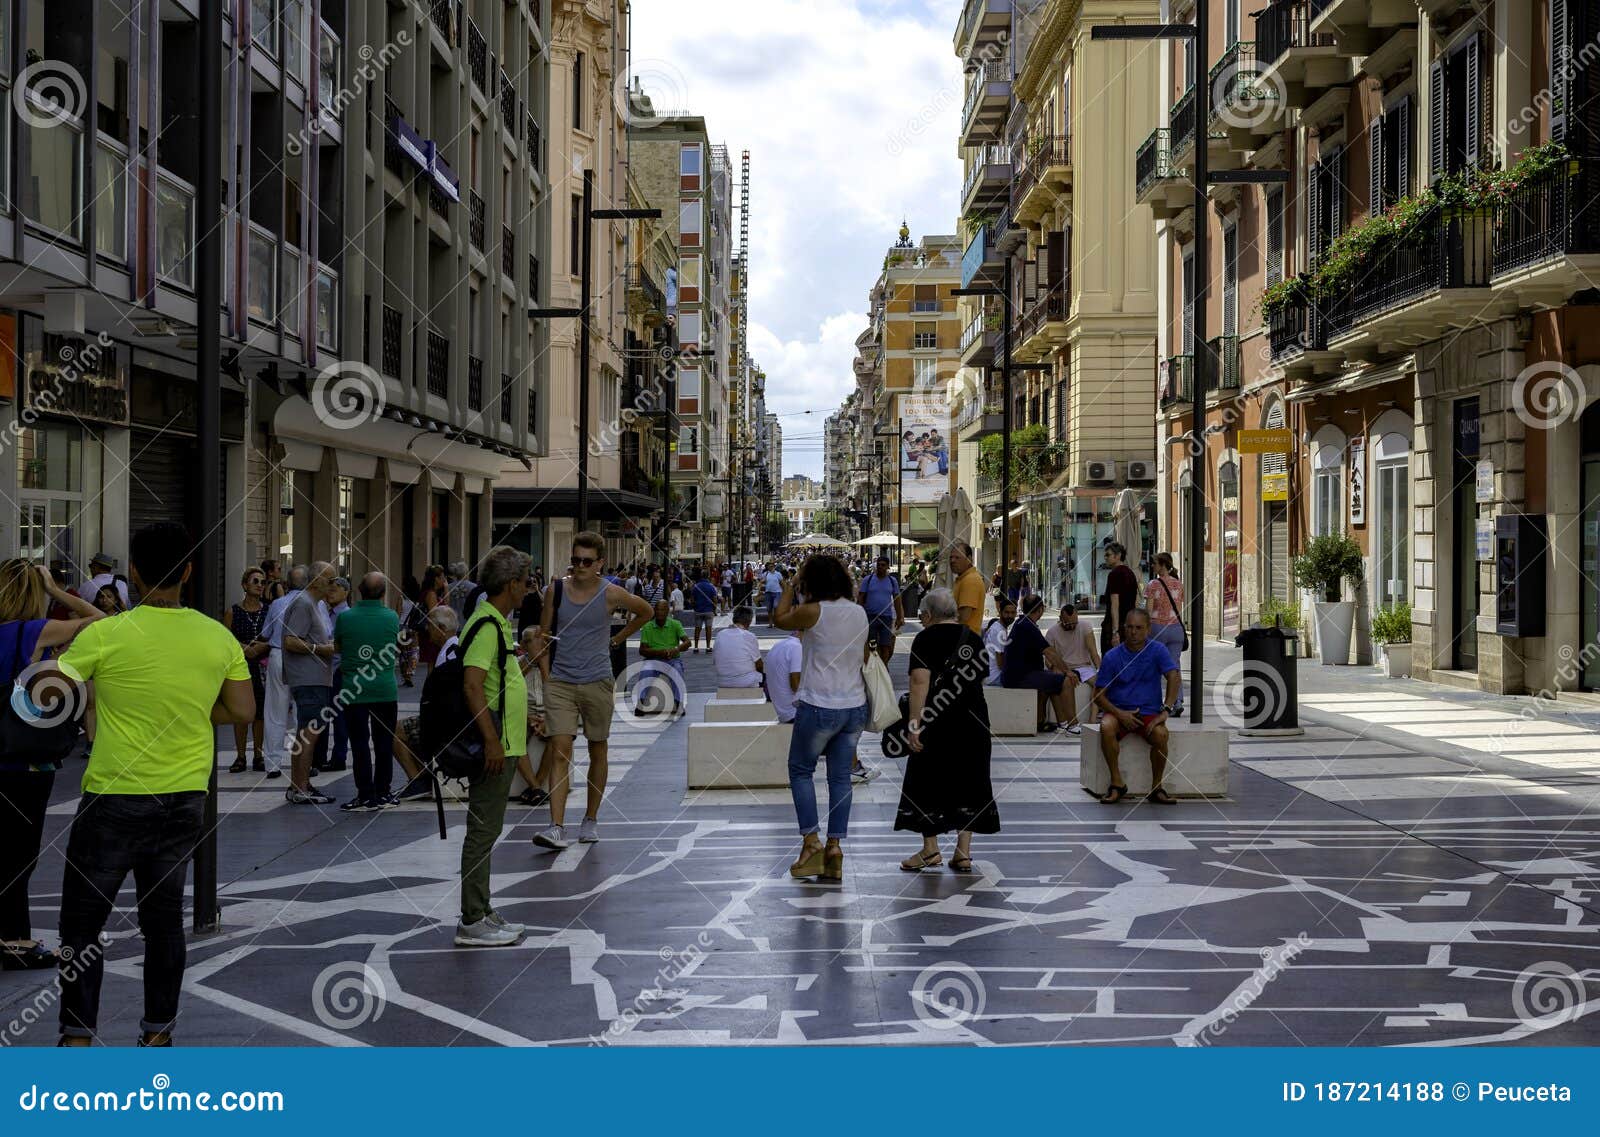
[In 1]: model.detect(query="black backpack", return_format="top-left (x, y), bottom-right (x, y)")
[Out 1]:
top-left (418, 615), bottom-right (509, 783)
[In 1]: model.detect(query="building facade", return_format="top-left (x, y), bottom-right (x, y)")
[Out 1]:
top-left (1144, 0), bottom-right (1600, 697)
top-left (951, 0), bottom-right (1161, 602)
top-left (0, 0), bottom-right (547, 595)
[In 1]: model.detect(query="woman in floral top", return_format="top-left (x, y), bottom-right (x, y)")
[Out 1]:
top-left (1142, 551), bottom-right (1186, 713)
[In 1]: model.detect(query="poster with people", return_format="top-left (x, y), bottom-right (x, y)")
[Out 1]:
top-left (898, 392), bottom-right (951, 505)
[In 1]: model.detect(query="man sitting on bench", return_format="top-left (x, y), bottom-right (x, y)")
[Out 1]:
top-left (1092, 609), bottom-right (1181, 805)
top-left (999, 593), bottom-right (1074, 733)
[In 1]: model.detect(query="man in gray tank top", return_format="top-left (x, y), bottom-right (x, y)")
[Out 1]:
top-left (533, 530), bottom-right (653, 849)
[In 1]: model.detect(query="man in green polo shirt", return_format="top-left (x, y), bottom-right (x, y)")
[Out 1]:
top-left (333, 572), bottom-right (402, 812)
top-left (636, 598), bottom-right (689, 716)
top-left (457, 546), bottom-right (530, 948)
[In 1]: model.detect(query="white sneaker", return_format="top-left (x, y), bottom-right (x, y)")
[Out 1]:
top-left (485, 911), bottom-right (526, 938)
top-left (851, 764), bottom-right (881, 784)
top-left (1065, 722), bottom-right (1082, 735)
top-left (532, 824), bottom-right (570, 851)
top-left (454, 918), bottom-right (521, 948)
top-left (578, 817), bottom-right (599, 843)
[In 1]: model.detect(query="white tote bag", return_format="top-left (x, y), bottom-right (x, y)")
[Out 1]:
top-left (862, 652), bottom-right (900, 732)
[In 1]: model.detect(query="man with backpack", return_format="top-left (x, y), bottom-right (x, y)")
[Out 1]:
top-left (453, 547), bottom-right (531, 948)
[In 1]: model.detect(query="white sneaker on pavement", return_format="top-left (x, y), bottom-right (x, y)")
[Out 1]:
top-left (851, 764), bottom-right (881, 785)
top-left (532, 824), bottom-right (570, 851)
top-left (454, 918), bottom-right (521, 948)
top-left (485, 911), bottom-right (526, 937)
top-left (578, 817), bottom-right (599, 843)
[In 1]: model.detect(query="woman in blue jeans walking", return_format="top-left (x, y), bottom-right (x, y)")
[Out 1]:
top-left (774, 554), bottom-right (869, 883)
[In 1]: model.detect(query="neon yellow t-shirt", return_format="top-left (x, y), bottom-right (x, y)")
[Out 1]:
top-left (59, 606), bottom-right (251, 796)
top-left (461, 600), bottom-right (528, 759)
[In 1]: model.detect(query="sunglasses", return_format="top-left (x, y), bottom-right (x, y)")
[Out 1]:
top-left (571, 555), bottom-right (599, 567)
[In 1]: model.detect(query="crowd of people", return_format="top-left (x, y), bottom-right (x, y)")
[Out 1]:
top-left (0, 523), bottom-right (1188, 1043)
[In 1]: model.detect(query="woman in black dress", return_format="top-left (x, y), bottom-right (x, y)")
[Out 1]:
top-left (894, 587), bottom-right (1000, 873)
top-left (222, 567), bottom-right (270, 772)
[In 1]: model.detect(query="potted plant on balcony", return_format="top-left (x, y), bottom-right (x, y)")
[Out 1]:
top-left (1258, 274), bottom-right (1306, 320)
top-left (1291, 533), bottom-right (1363, 666)
top-left (1370, 602), bottom-right (1412, 678)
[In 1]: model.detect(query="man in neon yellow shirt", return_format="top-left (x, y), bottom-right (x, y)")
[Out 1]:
top-left (637, 598), bottom-right (689, 716)
top-left (54, 522), bottom-right (255, 1047)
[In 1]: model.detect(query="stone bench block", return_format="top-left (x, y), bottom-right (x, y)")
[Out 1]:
top-left (688, 722), bottom-right (795, 790)
top-left (1078, 720), bottom-right (1229, 798)
top-left (705, 697), bottom-right (777, 723)
top-left (983, 683), bottom-right (1093, 736)
top-left (716, 686), bottom-right (764, 701)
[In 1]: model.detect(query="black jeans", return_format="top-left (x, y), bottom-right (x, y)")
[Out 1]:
top-left (344, 701), bottom-right (398, 801)
top-left (0, 769), bottom-right (56, 942)
top-left (57, 791), bottom-right (205, 1039)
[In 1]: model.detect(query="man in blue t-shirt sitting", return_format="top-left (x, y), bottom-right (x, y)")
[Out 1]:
top-left (857, 555), bottom-right (904, 664)
top-left (1092, 608), bottom-right (1181, 805)
top-left (1000, 593), bottom-right (1074, 732)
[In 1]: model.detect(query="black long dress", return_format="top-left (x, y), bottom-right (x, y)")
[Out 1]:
top-left (893, 622), bottom-right (1000, 837)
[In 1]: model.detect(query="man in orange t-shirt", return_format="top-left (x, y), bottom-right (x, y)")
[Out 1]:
top-left (950, 541), bottom-right (986, 635)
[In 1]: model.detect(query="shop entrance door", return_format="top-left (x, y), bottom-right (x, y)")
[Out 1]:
top-left (1451, 399), bottom-right (1480, 672)
top-left (1582, 407), bottom-right (1600, 690)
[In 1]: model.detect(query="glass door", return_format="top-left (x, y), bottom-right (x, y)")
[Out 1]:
top-left (1451, 399), bottom-right (1480, 672)
top-left (1583, 456), bottom-right (1600, 691)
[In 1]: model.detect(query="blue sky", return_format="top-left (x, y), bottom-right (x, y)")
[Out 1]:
top-left (630, 0), bottom-right (963, 479)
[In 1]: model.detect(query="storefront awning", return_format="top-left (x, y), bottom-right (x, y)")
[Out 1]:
top-left (272, 396), bottom-right (508, 482)
top-left (493, 486), bottom-right (662, 523)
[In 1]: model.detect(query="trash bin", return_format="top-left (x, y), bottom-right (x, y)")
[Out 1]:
top-left (1232, 625), bottom-right (1299, 733)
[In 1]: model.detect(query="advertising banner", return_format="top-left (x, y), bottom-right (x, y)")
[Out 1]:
top-left (898, 391), bottom-right (950, 506)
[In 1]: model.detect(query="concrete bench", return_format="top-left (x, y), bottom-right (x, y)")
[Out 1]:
top-left (705, 697), bottom-right (777, 724)
top-left (1078, 720), bottom-right (1229, 798)
top-left (716, 686), bottom-right (764, 701)
top-left (983, 683), bottom-right (1094, 736)
top-left (687, 721), bottom-right (794, 789)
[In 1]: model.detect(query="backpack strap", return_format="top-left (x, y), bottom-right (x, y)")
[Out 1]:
top-left (460, 614), bottom-right (511, 717)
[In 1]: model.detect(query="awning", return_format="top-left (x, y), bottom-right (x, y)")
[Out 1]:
top-left (272, 396), bottom-right (508, 481)
top-left (493, 486), bottom-right (662, 522)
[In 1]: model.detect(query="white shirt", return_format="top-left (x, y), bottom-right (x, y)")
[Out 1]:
top-left (765, 635), bottom-right (803, 723)
top-left (713, 625), bottom-right (763, 688)
top-left (797, 599), bottom-right (868, 710)
top-left (437, 635), bottom-right (461, 664)
top-left (763, 571), bottom-right (783, 593)
top-left (721, 569), bottom-right (734, 587)
top-left (79, 572), bottom-right (131, 610)
top-left (670, 587), bottom-right (685, 612)
top-left (983, 619), bottom-right (1011, 685)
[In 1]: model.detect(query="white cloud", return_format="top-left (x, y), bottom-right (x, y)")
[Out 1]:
top-left (630, 0), bottom-right (961, 477)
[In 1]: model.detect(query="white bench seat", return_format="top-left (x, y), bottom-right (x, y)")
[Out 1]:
top-left (716, 686), bottom-right (764, 701)
top-left (1078, 720), bottom-right (1229, 798)
top-left (688, 722), bottom-right (795, 789)
top-left (705, 697), bottom-right (777, 723)
top-left (983, 683), bottom-right (1094, 736)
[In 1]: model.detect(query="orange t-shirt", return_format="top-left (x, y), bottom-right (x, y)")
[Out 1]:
top-left (955, 567), bottom-right (986, 634)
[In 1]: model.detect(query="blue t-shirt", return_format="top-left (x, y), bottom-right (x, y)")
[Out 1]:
top-left (999, 616), bottom-right (1047, 685)
top-left (1, 618), bottom-right (58, 773)
top-left (1096, 640), bottom-right (1178, 716)
top-left (691, 580), bottom-right (720, 613)
top-left (860, 573), bottom-right (899, 618)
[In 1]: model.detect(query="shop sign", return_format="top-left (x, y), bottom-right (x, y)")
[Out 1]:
top-left (1475, 459), bottom-right (1495, 503)
top-left (1348, 437), bottom-right (1366, 526)
top-left (1476, 518), bottom-right (1494, 561)
top-left (1239, 428), bottom-right (1294, 454)
top-left (23, 331), bottom-right (128, 426)
top-left (1261, 472), bottom-right (1289, 501)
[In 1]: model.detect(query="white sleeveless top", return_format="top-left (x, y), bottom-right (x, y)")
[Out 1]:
top-left (797, 599), bottom-right (869, 710)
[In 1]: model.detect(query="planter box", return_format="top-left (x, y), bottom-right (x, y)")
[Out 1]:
top-left (1313, 600), bottom-right (1355, 666)
top-left (1378, 641), bottom-right (1412, 678)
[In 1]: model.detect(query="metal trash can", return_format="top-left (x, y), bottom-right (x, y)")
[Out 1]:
top-left (1232, 625), bottom-right (1301, 734)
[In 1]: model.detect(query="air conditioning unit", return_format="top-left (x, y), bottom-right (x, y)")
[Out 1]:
top-left (1126, 460), bottom-right (1155, 484)
top-left (1084, 458), bottom-right (1116, 484)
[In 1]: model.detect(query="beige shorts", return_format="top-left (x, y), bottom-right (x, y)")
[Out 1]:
top-left (545, 678), bottom-right (615, 742)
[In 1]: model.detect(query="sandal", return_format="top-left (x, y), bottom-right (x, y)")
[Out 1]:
top-left (900, 850), bottom-right (943, 872)
top-left (1099, 784), bottom-right (1129, 805)
top-left (228, 757), bottom-right (247, 774)
top-left (950, 853), bottom-right (974, 874)
top-left (1146, 786), bottom-right (1178, 805)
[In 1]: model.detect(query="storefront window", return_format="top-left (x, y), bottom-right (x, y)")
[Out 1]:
top-left (336, 475), bottom-right (354, 571)
top-left (16, 424), bottom-right (85, 575)
top-left (277, 473), bottom-right (296, 559)
top-left (1374, 432), bottom-right (1409, 606)
top-left (1313, 443), bottom-right (1343, 537)
top-left (17, 424), bottom-right (82, 492)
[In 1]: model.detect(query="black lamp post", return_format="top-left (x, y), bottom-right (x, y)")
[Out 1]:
top-left (529, 172), bottom-right (660, 531)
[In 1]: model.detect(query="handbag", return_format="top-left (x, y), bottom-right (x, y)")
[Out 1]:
top-left (1155, 576), bottom-right (1189, 652)
top-left (861, 651), bottom-right (900, 732)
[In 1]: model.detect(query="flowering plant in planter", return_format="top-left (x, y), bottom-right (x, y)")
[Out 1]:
top-left (1259, 274), bottom-right (1308, 318)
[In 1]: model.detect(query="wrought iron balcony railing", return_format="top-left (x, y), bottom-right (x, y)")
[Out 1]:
top-left (426, 330), bottom-right (449, 398)
top-left (381, 304), bottom-right (403, 379)
top-left (1493, 157), bottom-right (1600, 276)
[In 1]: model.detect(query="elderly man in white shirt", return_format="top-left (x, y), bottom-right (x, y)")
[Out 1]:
top-left (713, 605), bottom-right (764, 690)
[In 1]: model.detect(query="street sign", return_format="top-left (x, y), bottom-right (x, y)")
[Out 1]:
top-left (1262, 471), bottom-right (1289, 501)
top-left (1240, 428), bottom-right (1294, 454)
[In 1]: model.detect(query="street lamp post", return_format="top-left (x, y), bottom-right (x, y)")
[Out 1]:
top-left (530, 176), bottom-right (660, 531)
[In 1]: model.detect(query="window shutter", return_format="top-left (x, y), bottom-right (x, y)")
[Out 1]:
top-left (1265, 186), bottom-right (1284, 285)
top-left (1308, 160), bottom-right (1323, 264)
top-left (1328, 148), bottom-right (1344, 242)
top-left (1553, 0), bottom-right (1570, 143)
top-left (1223, 226), bottom-right (1238, 335)
top-left (1429, 58), bottom-right (1447, 182)
top-left (1369, 114), bottom-right (1384, 214)
top-left (1395, 95), bottom-right (1411, 199)
top-left (1464, 34), bottom-right (1481, 168)
top-left (1181, 251), bottom-right (1195, 353)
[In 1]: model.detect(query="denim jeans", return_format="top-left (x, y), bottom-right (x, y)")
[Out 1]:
top-left (1152, 623), bottom-right (1185, 704)
top-left (787, 701), bottom-right (868, 839)
top-left (57, 791), bottom-right (206, 1039)
top-left (345, 701), bottom-right (398, 800)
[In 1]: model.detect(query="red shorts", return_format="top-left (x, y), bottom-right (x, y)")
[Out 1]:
top-left (1105, 712), bottom-right (1164, 736)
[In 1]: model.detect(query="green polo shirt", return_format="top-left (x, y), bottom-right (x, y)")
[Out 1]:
top-left (639, 618), bottom-right (686, 655)
top-left (461, 599), bottom-right (528, 759)
top-left (333, 599), bottom-right (402, 704)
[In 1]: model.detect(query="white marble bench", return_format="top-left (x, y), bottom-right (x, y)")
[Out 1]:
top-left (687, 722), bottom-right (794, 789)
top-left (705, 696), bottom-right (777, 723)
top-left (716, 686), bottom-right (764, 701)
top-left (1078, 719), bottom-right (1229, 798)
top-left (983, 683), bottom-right (1094, 736)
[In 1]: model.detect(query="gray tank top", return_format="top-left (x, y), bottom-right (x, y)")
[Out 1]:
top-left (552, 581), bottom-right (614, 684)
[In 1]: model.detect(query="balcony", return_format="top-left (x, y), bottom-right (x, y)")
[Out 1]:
top-left (1011, 134), bottom-right (1072, 228)
top-left (468, 355), bottom-right (485, 410)
top-left (975, 473), bottom-right (1002, 505)
top-left (526, 112), bottom-right (542, 172)
top-left (956, 395), bottom-right (1005, 440)
top-left (960, 315), bottom-right (1001, 369)
top-left (627, 264), bottom-right (666, 317)
top-left (1206, 335), bottom-right (1241, 392)
top-left (961, 217), bottom-right (1005, 289)
top-left (1310, 0), bottom-right (1417, 60)
top-left (1267, 291), bottom-right (1336, 379)
top-left (381, 304), bottom-right (403, 379)
top-left (958, 60), bottom-right (1011, 149)
top-left (529, 254), bottom-right (541, 303)
top-left (1135, 129), bottom-right (1191, 220)
top-left (501, 374), bottom-right (514, 425)
top-left (1491, 157), bottom-right (1600, 310)
top-left (1016, 283), bottom-right (1068, 360)
top-left (1322, 203), bottom-right (1497, 353)
top-left (955, 0), bottom-right (1011, 62)
top-left (499, 68), bottom-right (517, 122)
top-left (1159, 354), bottom-right (1193, 409)
top-left (502, 225), bottom-right (515, 278)
top-left (467, 19), bottom-right (488, 92)
top-left (469, 190), bottom-right (486, 251)
top-left (1210, 42), bottom-right (1286, 149)
top-left (1254, 0), bottom-right (1343, 106)
top-left (429, 0), bottom-right (453, 40)
top-left (1169, 86), bottom-right (1198, 160)
top-left (426, 330), bottom-right (449, 398)
top-left (961, 146), bottom-right (1014, 216)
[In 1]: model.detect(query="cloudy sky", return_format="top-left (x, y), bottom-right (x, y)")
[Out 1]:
top-left (630, 0), bottom-right (963, 479)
